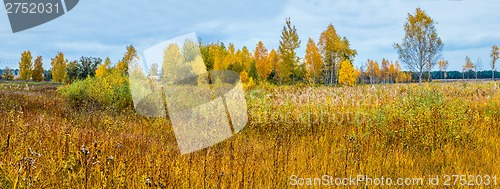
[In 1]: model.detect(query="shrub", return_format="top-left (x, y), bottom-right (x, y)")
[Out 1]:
top-left (59, 69), bottom-right (133, 111)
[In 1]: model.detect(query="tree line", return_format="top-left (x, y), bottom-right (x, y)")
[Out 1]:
top-left (2, 8), bottom-right (500, 85)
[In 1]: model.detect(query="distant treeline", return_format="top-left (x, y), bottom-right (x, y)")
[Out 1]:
top-left (1, 67), bottom-right (500, 82)
top-left (0, 68), bottom-right (52, 81)
top-left (428, 70), bottom-right (500, 80)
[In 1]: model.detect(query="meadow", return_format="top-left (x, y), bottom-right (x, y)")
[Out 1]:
top-left (0, 81), bottom-right (499, 188)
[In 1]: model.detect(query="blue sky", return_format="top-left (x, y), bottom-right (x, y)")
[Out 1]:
top-left (1, 0), bottom-right (499, 71)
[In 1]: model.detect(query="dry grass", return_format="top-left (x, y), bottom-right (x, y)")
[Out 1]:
top-left (0, 82), bottom-right (499, 188)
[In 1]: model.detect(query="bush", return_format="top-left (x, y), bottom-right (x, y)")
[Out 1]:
top-left (59, 69), bottom-right (133, 111)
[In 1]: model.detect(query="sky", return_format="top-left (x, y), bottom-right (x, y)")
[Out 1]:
top-left (1, 0), bottom-right (500, 71)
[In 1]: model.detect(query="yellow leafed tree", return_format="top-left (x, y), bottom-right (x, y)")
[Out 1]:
top-left (490, 45), bottom-right (499, 80)
top-left (19, 51), bottom-right (33, 81)
top-left (304, 38), bottom-right (323, 84)
top-left (237, 46), bottom-right (253, 71)
top-left (222, 43), bottom-right (236, 70)
top-left (338, 59), bottom-right (356, 86)
top-left (32, 55), bottom-right (44, 82)
top-left (211, 44), bottom-right (227, 70)
top-left (190, 55), bottom-right (209, 85)
top-left (96, 57), bottom-right (111, 78)
top-left (366, 59), bottom-right (381, 84)
top-left (254, 41), bottom-right (271, 80)
top-left (463, 56), bottom-right (475, 81)
top-left (268, 49), bottom-right (280, 76)
top-left (438, 59), bottom-right (449, 79)
top-left (394, 61), bottom-right (408, 83)
top-left (117, 45), bottom-right (137, 74)
top-left (394, 8), bottom-right (443, 83)
top-left (51, 52), bottom-right (67, 83)
top-left (162, 43), bottom-right (190, 83)
top-left (240, 70), bottom-right (248, 83)
top-left (319, 23), bottom-right (357, 85)
top-left (388, 61), bottom-right (397, 83)
top-left (381, 58), bottom-right (390, 83)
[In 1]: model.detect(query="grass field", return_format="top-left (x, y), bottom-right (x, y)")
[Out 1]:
top-left (0, 81), bottom-right (499, 188)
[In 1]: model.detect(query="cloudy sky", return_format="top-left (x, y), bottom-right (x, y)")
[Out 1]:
top-left (1, 0), bottom-right (499, 71)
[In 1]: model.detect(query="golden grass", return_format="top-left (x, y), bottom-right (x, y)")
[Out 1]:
top-left (0, 82), bottom-right (499, 188)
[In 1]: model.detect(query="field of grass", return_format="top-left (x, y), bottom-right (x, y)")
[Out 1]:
top-left (0, 82), bottom-right (499, 188)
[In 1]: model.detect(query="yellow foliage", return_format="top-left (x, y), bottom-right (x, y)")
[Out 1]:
top-left (51, 52), bottom-right (67, 83)
top-left (32, 55), bottom-right (44, 82)
top-left (243, 76), bottom-right (256, 90)
top-left (211, 44), bottom-right (226, 70)
top-left (366, 59), bottom-right (381, 84)
top-left (338, 59), bottom-right (356, 86)
top-left (268, 49), bottom-right (280, 74)
top-left (463, 56), bottom-right (475, 72)
top-left (19, 50), bottom-right (33, 81)
top-left (304, 38), bottom-right (323, 84)
top-left (221, 43), bottom-right (235, 70)
top-left (381, 58), bottom-right (390, 82)
top-left (96, 57), bottom-right (111, 78)
top-left (254, 41), bottom-right (271, 80)
top-left (236, 46), bottom-right (253, 71)
top-left (240, 70), bottom-right (248, 83)
top-left (116, 45), bottom-right (137, 74)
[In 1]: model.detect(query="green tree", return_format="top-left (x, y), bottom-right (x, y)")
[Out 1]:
top-left (292, 63), bottom-right (306, 83)
top-left (200, 42), bottom-right (214, 70)
top-left (19, 51), bottom-right (33, 81)
top-left (248, 61), bottom-right (258, 80)
top-left (394, 8), bottom-right (443, 83)
top-left (44, 69), bottom-right (52, 81)
top-left (32, 56), bottom-right (44, 82)
top-left (51, 52), bottom-right (68, 83)
top-left (78, 57), bottom-right (102, 79)
top-left (1, 67), bottom-right (14, 80)
top-left (278, 17), bottom-right (300, 84)
top-left (66, 60), bottom-right (79, 83)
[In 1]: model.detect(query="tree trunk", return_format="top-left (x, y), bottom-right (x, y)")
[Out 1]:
top-left (330, 64), bottom-right (334, 85)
